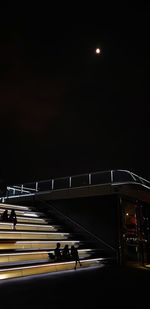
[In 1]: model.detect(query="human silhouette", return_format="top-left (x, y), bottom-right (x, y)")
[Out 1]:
top-left (9, 209), bottom-right (17, 230)
top-left (71, 245), bottom-right (82, 270)
top-left (54, 242), bottom-right (62, 261)
top-left (62, 244), bottom-right (70, 260)
top-left (1, 209), bottom-right (9, 222)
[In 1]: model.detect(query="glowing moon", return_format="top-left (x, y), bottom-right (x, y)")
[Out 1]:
top-left (95, 48), bottom-right (101, 54)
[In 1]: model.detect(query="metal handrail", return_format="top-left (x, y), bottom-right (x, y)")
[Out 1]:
top-left (4, 170), bottom-right (150, 199)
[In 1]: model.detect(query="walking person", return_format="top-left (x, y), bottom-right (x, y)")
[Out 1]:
top-left (9, 209), bottom-right (17, 230)
top-left (71, 245), bottom-right (82, 270)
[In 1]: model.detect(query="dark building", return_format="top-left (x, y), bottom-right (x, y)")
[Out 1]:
top-left (4, 169), bottom-right (150, 267)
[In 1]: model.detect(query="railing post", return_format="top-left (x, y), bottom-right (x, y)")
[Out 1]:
top-left (52, 179), bottom-right (54, 190)
top-left (111, 170), bottom-right (113, 183)
top-left (69, 177), bottom-right (72, 188)
top-left (35, 182), bottom-right (38, 192)
top-left (89, 173), bottom-right (91, 185)
top-left (21, 184), bottom-right (23, 194)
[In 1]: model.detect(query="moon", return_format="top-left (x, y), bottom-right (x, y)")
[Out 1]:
top-left (95, 48), bottom-right (101, 54)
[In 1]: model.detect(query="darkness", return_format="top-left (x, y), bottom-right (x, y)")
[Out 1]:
top-left (0, 5), bottom-right (150, 185)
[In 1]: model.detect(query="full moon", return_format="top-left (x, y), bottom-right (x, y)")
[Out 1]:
top-left (95, 48), bottom-right (101, 54)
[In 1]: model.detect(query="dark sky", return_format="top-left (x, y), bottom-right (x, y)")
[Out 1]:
top-left (0, 5), bottom-right (150, 184)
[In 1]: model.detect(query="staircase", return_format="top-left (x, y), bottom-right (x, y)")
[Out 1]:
top-left (0, 202), bottom-right (111, 280)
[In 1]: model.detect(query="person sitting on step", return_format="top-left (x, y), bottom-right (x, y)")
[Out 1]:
top-left (54, 242), bottom-right (62, 261)
top-left (62, 244), bottom-right (70, 261)
top-left (1, 209), bottom-right (9, 222)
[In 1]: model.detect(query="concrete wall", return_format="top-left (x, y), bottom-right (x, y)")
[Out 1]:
top-left (12, 194), bottom-right (119, 254)
top-left (48, 195), bottom-right (118, 252)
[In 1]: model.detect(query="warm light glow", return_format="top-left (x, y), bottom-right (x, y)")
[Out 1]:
top-left (0, 203), bottom-right (30, 210)
top-left (126, 213), bottom-right (129, 216)
top-left (24, 213), bottom-right (39, 217)
top-left (96, 48), bottom-right (101, 54)
top-left (0, 231), bottom-right (69, 235)
top-left (16, 240), bottom-right (80, 244)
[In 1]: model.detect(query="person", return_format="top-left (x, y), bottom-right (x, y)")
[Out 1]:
top-left (54, 242), bottom-right (62, 261)
top-left (1, 209), bottom-right (9, 222)
top-left (62, 244), bottom-right (70, 260)
top-left (9, 209), bottom-right (17, 230)
top-left (71, 245), bottom-right (82, 270)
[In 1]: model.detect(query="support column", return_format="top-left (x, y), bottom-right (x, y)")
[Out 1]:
top-left (116, 196), bottom-right (126, 266)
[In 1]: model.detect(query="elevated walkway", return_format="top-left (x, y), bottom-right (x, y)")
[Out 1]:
top-left (3, 170), bottom-right (150, 204)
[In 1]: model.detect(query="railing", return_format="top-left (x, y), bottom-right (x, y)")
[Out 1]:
top-left (4, 169), bottom-right (150, 199)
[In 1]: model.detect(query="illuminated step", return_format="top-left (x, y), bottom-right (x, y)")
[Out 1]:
top-left (0, 240), bottom-right (80, 251)
top-left (11, 216), bottom-right (48, 224)
top-left (0, 208), bottom-right (44, 218)
top-left (145, 264), bottom-right (150, 268)
top-left (0, 258), bottom-right (103, 280)
top-left (0, 203), bottom-right (31, 211)
top-left (0, 231), bottom-right (70, 240)
top-left (0, 212), bottom-right (50, 224)
top-left (0, 222), bottom-right (58, 232)
top-left (0, 251), bottom-right (48, 264)
top-left (0, 249), bottom-right (92, 265)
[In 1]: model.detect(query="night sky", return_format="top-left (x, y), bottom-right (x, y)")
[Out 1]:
top-left (0, 5), bottom-right (150, 184)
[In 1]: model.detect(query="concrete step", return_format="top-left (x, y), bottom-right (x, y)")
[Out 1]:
top-left (0, 249), bottom-right (93, 266)
top-left (0, 257), bottom-right (104, 280)
top-left (0, 231), bottom-right (70, 240)
top-left (0, 240), bottom-right (80, 251)
top-left (0, 208), bottom-right (44, 218)
top-left (9, 216), bottom-right (48, 224)
top-left (0, 222), bottom-right (59, 232)
top-left (0, 203), bottom-right (31, 211)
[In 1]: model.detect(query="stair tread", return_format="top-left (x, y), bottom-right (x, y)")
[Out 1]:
top-left (0, 202), bottom-right (114, 281)
top-left (0, 256), bottom-right (106, 270)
